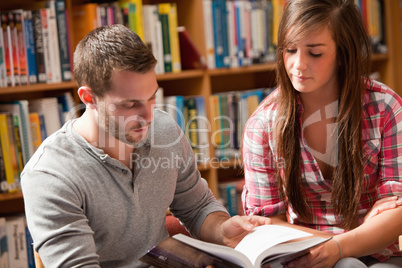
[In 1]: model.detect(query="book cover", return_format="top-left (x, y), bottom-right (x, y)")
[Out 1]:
top-left (141, 225), bottom-right (330, 268)
top-left (22, 10), bottom-right (38, 84)
top-left (54, 0), bottom-right (72, 81)
top-left (31, 10), bottom-right (47, 83)
top-left (178, 26), bottom-right (206, 70)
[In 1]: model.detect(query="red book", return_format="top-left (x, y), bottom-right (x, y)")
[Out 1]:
top-left (178, 26), bottom-right (206, 70)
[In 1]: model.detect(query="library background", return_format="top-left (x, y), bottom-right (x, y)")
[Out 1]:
top-left (0, 0), bottom-right (401, 266)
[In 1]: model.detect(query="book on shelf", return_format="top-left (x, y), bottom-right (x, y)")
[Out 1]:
top-left (29, 112), bottom-right (42, 152)
top-left (212, 0), bottom-right (230, 68)
top-left (1, 12), bottom-right (15, 86)
top-left (140, 224), bottom-right (330, 268)
top-left (0, 217), bottom-right (8, 268)
top-left (177, 26), bottom-right (206, 70)
top-left (31, 10), bottom-right (47, 84)
top-left (218, 178), bottom-right (245, 216)
top-left (13, 10), bottom-right (28, 86)
top-left (22, 10), bottom-right (38, 85)
top-left (0, 26), bottom-right (6, 87)
top-left (6, 216), bottom-right (28, 268)
top-left (71, 3), bottom-right (98, 49)
top-left (143, 4), bottom-right (164, 74)
top-left (53, 0), bottom-right (73, 82)
top-left (29, 97), bottom-right (62, 138)
top-left (8, 12), bottom-right (21, 86)
top-left (0, 113), bottom-right (17, 193)
top-left (203, 0), bottom-right (216, 69)
top-left (158, 3), bottom-right (173, 73)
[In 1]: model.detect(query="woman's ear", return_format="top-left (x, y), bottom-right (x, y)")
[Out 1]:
top-left (78, 86), bottom-right (96, 109)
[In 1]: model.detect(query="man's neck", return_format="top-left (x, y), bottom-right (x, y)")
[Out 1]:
top-left (73, 110), bottom-right (135, 168)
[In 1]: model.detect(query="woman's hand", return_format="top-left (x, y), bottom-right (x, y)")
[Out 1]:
top-left (283, 238), bottom-right (340, 268)
top-left (364, 196), bottom-right (402, 223)
top-left (220, 215), bottom-right (271, 248)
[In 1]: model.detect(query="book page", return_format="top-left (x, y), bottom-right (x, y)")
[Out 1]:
top-left (234, 225), bottom-right (312, 266)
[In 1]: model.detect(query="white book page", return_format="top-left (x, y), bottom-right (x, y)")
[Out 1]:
top-left (234, 225), bottom-right (312, 266)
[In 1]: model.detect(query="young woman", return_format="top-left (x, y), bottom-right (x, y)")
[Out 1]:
top-left (242, 0), bottom-right (402, 267)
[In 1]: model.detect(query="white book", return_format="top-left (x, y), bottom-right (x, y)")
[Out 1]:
top-left (0, 217), bottom-right (8, 268)
top-left (0, 29), bottom-right (6, 87)
top-left (144, 5), bottom-right (165, 75)
top-left (6, 216), bottom-right (28, 268)
top-left (29, 97), bottom-right (62, 137)
top-left (40, 8), bottom-right (52, 83)
top-left (226, 1), bottom-right (238, 68)
top-left (202, 0), bottom-right (215, 69)
top-left (46, 3), bottom-right (62, 83)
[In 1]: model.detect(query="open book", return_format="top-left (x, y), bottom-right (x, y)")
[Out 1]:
top-left (140, 225), bottom-right (330, 268)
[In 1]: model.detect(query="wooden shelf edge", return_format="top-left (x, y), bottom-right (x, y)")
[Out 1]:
top-left (0, 190), bottom-right (23, 202)
top-left (156, 69), bottom-right (205, 81)
top-left (208, 62), bottom-right (276, 76)
top-left (0, 81), bottom-right (78, 95)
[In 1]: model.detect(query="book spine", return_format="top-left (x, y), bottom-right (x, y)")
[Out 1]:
top-left (184, 97), bottom-right (199, 157)
top-left (150, 5), bottom-right (165, 74)
top-left (0, 25), bottom-right (7, 87)
top-left (46, 5), bottom-right (62, 83)
top-left (132, 0), bottom-right (145, 42)
top-left (167, 3), bottom-right (181, 73)
top-left (5, 114), bottom-right (20, 189)
top-left (0, 135), bottom-right (7, 193)
top-left (14, 11), bottom-right (28, 85)
top-left (8, 12), bottom-right (21, 86)
top-left (40, 9), bottom-right (52, 83)
top-left (195, 96), bottom-right (210, 162)
top-left (203, 0), bottom-right (215, 69)
top-left (6, 216), bottom-right (28, 268)
top-left (158, 3), bottom-right (172, 73)
top-left (1, 13), bottom-right (15, 86)
top-left (32, 10), bottom-right (47, 83)
top-left (0, 217), bottom-right (8, 268)
top-left (55, 0), bottom-right (72, 81)
top-left (22, 10), bottom-right (38, 84)
top-left (11, 115), bottom-right (24, 177)
top-left (0, 114), bottom-right (16, 193)
top-left (29, 113), bottom-right (42, 152)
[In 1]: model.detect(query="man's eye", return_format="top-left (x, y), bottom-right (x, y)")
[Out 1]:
top-left (121, 103), bottom-right (137, 109)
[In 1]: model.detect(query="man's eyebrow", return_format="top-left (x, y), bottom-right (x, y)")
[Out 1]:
top-left (121, 86), bottom-right (160, 103)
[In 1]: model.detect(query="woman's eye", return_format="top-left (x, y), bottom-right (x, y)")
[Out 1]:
top-left (310, 52), bottom-right (322, 57)
top-left (286, 49), bottom-right (297, 54)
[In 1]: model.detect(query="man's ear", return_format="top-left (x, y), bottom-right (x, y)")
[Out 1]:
top-left (78, 86), bottom-right (96, 109)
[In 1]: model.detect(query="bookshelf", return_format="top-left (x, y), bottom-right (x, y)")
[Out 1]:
top-left (0, 0), bottom-right (401, 217)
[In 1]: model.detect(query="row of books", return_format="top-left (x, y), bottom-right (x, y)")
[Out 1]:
top-left (203, 0), bottom-right (386, 70)
top-left (72, 1), bottom-right (186, 75)
top-left (0, 0), bottom-right (72, 87)
top-left (155, 87), bottom-right (274, 163)
top-left (0, 92), bottom-right (76, 193)
top-left (155, 89), bottom-right (211, 163)
top-left (218, 178), bottom-right (245, 216)
top-left (210, 88), bottom-right (275, 160)
top-left (0, 215), bottom-right (35, 268)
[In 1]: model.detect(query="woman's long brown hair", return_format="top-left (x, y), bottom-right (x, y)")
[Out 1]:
top-left (275, 0), bottom-right (371, 229)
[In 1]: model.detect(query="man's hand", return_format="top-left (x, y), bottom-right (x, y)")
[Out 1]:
top-left (220, 215), bottom-right (272, 248)
top-left (364, 196), bottom-right (402, 223)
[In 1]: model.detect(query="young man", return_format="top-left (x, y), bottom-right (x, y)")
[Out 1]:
top-left (21, 24), bottom-right (270, 267)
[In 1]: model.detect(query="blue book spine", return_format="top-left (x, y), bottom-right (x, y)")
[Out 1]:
top-left (175, 96), bottom-right (185, 131)
top-left (25, 226), bottom-right (35, 268)
top-left (235, 1), bottom-right (245, 66)
top-left (22, 10), bottom-right (38, 84)
top-left (55, 0), bottom-right (72, 81)
top-left (212, 0), bottom-right (226, 68)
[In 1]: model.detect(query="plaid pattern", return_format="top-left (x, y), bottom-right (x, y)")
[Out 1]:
top-left (242, 80), bottom-right (402, 261)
